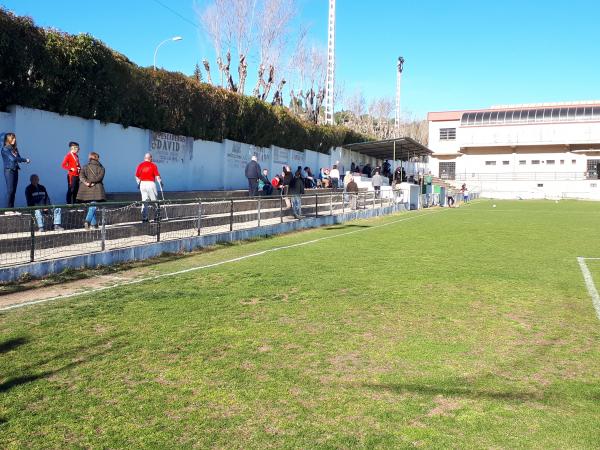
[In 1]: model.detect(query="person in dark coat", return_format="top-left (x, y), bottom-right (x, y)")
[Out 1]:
top-left (244, 155), bottom-right (261, 197)
top-left (281, 166), bottom-right (292, 206)
top-left (25, 174), bottom-right (63, 232)
top-left (258, 168), bottom-right (273, 195)
top-left (76, 152), bottom-right (106, 230)
top-left (288, 169), bottom-right (305, 219)
top-left (1, 132), bottom-right (31, 208)
top-left (345, 175), bottom-right (359, 210)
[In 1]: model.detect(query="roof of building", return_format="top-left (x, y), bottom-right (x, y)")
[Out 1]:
top-left (344, 137), bottom-right (432, 161)
top-left (428, 100), bottom-right (600, 122)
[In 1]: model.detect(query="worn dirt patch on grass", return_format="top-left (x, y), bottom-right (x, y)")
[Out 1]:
top-left (0, 269), bottom-right (153, 309)
top-left (426, 395), bottom-right (462, 417)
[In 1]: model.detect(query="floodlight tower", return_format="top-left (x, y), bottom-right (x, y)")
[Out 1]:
top-left (324, 0), bottom-right (336, 125)
top-left (395, 56), bottom-right (405, 135)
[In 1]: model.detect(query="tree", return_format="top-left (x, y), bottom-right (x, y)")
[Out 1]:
top-left (193, 63), bottom-right (203, 83)
top-left (198, 0), bottom-right (300, 103)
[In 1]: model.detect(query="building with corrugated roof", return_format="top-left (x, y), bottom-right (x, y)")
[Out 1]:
top-left (427, 101), bottom-right (600, 199)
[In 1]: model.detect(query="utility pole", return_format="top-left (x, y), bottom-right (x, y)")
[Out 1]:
top-left (395, 56), bottom-right (404, 136)
top-left (324, 0), bottom-right (336, 125)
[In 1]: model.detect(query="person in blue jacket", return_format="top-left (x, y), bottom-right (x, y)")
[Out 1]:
top-left (1, 132), bottom-right (31, 208)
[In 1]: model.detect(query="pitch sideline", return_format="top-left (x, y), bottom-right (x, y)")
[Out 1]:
top-left (1, 209), bottom-right (445, 312)
top-left (576, 257), bottom-right (600, 321)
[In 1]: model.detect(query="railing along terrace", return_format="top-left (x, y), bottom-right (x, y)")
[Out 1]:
top-left (0, 190), bottom-right (401, 268)
top-left (453, 172), bottom-right (588, 182)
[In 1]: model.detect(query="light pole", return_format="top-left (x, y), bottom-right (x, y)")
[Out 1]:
top-left (395, 56), bottom-right (404, 135)
top-left (153, 36), bottom-right (183, 70)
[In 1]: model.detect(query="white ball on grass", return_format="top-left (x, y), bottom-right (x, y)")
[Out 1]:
top-left (492, 204), bottom-right (496, 208)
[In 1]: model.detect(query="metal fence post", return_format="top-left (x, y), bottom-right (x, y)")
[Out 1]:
top-left (197, 201), bottom-right (202, 236)
top-left (230, 199), bottom-right (234, 231)
top-left (315, 194), bottom-right (318, 218)
top-left (156, 204), bottom-right (161, 242)
top-left (330, 192), bottom-right (333, 215)
top-left (100, 208), bottom-right (106, 251)
top-left (29, 214), bottom-right (35, 263)
top-left (257, 198), bottom-right (261, 227)
top-left (280, 196), bottom-right (284, 223)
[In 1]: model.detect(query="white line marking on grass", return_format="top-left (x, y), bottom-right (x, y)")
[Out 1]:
top-left (576, 257), bottom-right (600, 321)
top-left (1, 210), bottom-right (444, 312)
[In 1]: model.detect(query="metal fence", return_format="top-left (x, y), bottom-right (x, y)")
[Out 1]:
top-left (0, 190), bottom-right (406, 268)
top-left (454, 172), bottom-right (587, 182)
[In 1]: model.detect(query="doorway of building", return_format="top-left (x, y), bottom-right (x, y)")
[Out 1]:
top-left (439, 162), bottom-right (456, 180)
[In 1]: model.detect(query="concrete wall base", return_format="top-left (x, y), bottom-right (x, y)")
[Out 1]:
top-left (0, 205), bottom-right (405, 282)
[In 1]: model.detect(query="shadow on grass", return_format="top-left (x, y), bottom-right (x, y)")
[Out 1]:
top-left (0, 337), bottom-right (28, 354)
top-left (0, 335), bottom-right (125, 394)
top-left (362, 382), bottom-right (543, 403)
top-left (325, 224), bottom-right (372, 230)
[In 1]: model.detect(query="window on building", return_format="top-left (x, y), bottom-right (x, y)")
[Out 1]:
top-left (485, 161), bottom-right (496, 166)
top-left (546, 160), bottom-right (555, 165)
top-left (572, 159), bottom-right (577, 164)
top-left (502, 161), bottom-right (510, 165)
top-left (537, 183), bottom-right (544, 188)
top-left (439, 128), bottom-right (456, 140)
top-left (519, 160), bottom-right (526, 165)
top-left (560, 160), bottom-right (565, 165)
top-left (531, 160), bottom-right (540, 165)
top-left (586, 159), bottom-right (600, 179)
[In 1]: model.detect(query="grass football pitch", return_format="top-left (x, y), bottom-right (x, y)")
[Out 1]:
top-left (1, 200), bottom-right (599, 448)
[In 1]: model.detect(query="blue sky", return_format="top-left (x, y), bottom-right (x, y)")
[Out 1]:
top-left (2, 0), bottom-right (600, 118)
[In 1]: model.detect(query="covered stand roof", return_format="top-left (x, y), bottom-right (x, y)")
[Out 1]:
top-left (344, 137), bottom-right (432, 161)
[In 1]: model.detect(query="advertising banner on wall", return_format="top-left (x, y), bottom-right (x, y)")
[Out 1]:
top-left (226, 141), bottom-right (247, 172)
top-left (273, 147), bottom-right (289, 167)
top-left (290, 150), bottom-right (304, 169)
top-left (149, 132), bottom-right (193, 164)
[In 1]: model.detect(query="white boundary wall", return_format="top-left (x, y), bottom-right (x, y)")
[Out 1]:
top-left (0, 105), bottom-right (376, 207)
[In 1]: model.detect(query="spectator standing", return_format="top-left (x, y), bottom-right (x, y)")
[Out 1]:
top-left (425, 171), bottom-right (433, 206)
top-left (244, 155), bottom-right (261, 197)
top-left (330, 165), bottom-right (340, 189)
top-left (282, 166), bottom-right (292, 193)
top-left (346, 175), bottom-right (359, 210)
top-left (77, 152), bottom-right (106, 230)
top-left (461, 183), bottom-right (469, 203)
top-left (288, 169), bottom-right (305, 218)
top-left (135, 153), bottom-right (163, 223)
top-left (336, 160), bottom-right (345, 184)
top-left (393, 166), bottom-right (403, 187)
top-left (372, 170), bottom-right (383, 198)
top-left (1, 132), bottom-right (30, 208)
top-left (258, 168), bottom-right (273, 195)
top-left (25, 174), bottom-right (63, 232)
top-left (447, 191), bottom-right (455, 208)
top-left (61, 141), bottom-right (81, 204)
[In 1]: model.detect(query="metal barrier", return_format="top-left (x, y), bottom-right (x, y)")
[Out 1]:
top-left (0, 190), bottom-right (401, 268)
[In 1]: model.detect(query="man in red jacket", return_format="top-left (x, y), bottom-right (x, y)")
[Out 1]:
top-left (135, 152), bottom-right (163, 223)
top-left (61, 141), bottom-right (81, 204)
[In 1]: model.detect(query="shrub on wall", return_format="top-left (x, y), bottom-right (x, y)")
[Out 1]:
top-left (0, 8), bottom-right (371, 153)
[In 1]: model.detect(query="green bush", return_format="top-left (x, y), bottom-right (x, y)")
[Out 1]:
top-left (0, 8), bottom-right (371, 153)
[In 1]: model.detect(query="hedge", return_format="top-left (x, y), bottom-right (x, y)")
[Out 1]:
top-left (0, 8), bottom-right (370, 153)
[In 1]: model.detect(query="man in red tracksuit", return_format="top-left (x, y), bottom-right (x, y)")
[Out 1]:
top-left (135, 153), bottom-right (163, 223)
top-left (61, 141), bottom-right (81, 204)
